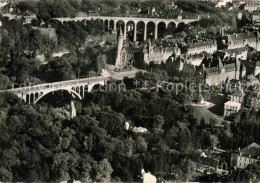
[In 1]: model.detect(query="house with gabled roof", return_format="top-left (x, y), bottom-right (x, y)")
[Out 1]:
top-left (231, 143), bottom-right (260, 169)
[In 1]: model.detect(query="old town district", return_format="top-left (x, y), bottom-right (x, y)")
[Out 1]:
top-left (113, 24), bottom-right (260, 119)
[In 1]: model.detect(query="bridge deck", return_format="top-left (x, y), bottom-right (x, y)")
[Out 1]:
top-left (54, 15), bottom-right (199, 23)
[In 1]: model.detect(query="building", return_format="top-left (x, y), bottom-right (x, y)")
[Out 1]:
top-left (231, 143), bottom-right (260, 169)
top-left (115, 30), bottom-right (180, 68)
top-left (216, 0), bottom-right (232, 7)
top-left (142, 169), bottom-right (156, 183)
top-left (224, 32), bottom-right (260, 51)
top-left (169, 55), bottom-right (245, 85)
top-left (222, 47), bottom-right (248, 60)
top-left (224, 86), bottom-right (244, 116)
top-left (237, 12), bottom-right (243, 21)
top-left (3, 12), bottom-right (36, 24)
top-left (186, 40), bottom-right (217, 55)
top-left (244, 3), bottom-right (260, 12)
top-left (143, 39), bottom-right (180, 64)
top-left (184, 53), bottom-right (205, 66)
top-left (203, 57), bottom-right (246, 85)
top-left (224, 101), bottom-right (241, 116)
top-left (252, 11), bottom-right (260, 23)
top-left (115, 28), bottom-right (135, 69)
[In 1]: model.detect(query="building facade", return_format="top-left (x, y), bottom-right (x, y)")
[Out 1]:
top-left (244, 3), bottom-right (260, 12)
top-left (224, 87), bottom-right (244, 116)
top-left (225, 32), bottom-right (260, 51)
top-left (186, 40), bottom-right (217, 55)
top-left (203, 58), bottom-right (246, 85)
top-left (115, 30), bottom-right (180, 68)
top-left (143, 39), bottom-right (180, 64)
top-left (231, 143), bottom-right (260, 169)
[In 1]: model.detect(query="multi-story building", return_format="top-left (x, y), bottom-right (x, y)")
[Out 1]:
top-left (224, 86), bottom-right (244, 116)
top-left (252, 11), bottom-right (260, 24)
top-left (224, 32), bottom-right (260, 51)
top-left (184, 53), bottom-right (205, 66)
top-left (244, 3), bottom-right (260, 12)
top-left (143, 39), bottom-right (180, 64)
top-left (186, 40), bottom-right (217, 55)
top-left (202, 57), bottom-right (246, 85)
top-left (169, 55), bottom-right (246, 85)
top-left (115, 30), bottom-right (180, 69)
top-left (115, 29), bottom-right (141, 69)
top-left (222, 48), bottom-right (248, 60)
top-left (231, 143), bottom-right (260, 169)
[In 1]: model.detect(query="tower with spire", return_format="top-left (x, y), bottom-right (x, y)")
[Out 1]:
top-left (115, 27), bottom-right (124, 69)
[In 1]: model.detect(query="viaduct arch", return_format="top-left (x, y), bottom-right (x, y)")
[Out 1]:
top-left (54, 16), bottom-right (199, 41)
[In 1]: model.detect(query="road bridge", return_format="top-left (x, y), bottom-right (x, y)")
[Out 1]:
top-left (3, 69), bottom-right (139, 104)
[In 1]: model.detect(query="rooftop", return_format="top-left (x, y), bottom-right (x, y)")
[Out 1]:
top-left (188, 40), bottom-right (216, 49)
top-left (227, 32), bottom-right (257, 41)
top-left (224, 101), bottom-right (241, 106)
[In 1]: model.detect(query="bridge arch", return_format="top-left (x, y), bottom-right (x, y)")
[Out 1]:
top-left (136, 21), bottom-right (145, 42)
top-left (126, 20), bottom-right (135, 42)
top-left (116, 20), bottom-right (125, 31)
top-left (104, 19), bottom-right (109, 30)
top-left (158, 22), bottom-right (167, 39)
top-left (147, 21), bottom-right (156, 40)
top-left (167, 22), bottom-right (177, 35)
top-left (109, 19), bottom-right (115, 30)
top-left (34, 89), bottom-right (82, 104)
top-left (177, 22), bottom-right (186, 31)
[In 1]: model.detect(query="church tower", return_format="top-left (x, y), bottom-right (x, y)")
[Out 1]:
top-left (115, 27), bottom-right (124, 69)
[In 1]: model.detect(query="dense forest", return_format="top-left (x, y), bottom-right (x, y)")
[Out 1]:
top-left (0, 15), bottom-right (109, 89)
top-left (0, 71), bottom-right (260, 182)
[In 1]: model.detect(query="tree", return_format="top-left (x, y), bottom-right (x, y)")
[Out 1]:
top-left (95, 54), bottom-right (107, 73)
top-left (0, 74), bottom-right (11, 89)
top-left (93, 159), bottom-right (113, 182)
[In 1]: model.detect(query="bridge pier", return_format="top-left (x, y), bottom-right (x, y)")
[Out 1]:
top-left (154, 23), bottom-right (158, 40)
top-left (33, 93), bottom-right (35, 104)
top-left (124, 23), bottom-right (127, 40)
top-left (133, 22), bottom-right (137, 42)
top-left (144, 22), bottom-right (147, 41)
top-left (82, 86), bottom-right (85, 98)
top-left (113, 20), bottom-right (116, 31)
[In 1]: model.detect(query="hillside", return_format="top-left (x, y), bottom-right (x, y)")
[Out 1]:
top-left (192, 105), bottom-right (221, 124)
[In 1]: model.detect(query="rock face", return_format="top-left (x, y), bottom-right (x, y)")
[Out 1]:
top-left (142, 169), bottom-right (156, 183)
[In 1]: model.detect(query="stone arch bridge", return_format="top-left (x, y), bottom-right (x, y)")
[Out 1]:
top-left (54, 15), bottom-right (199, 41)
top-left (6, 77), bottom-right (107, 104)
